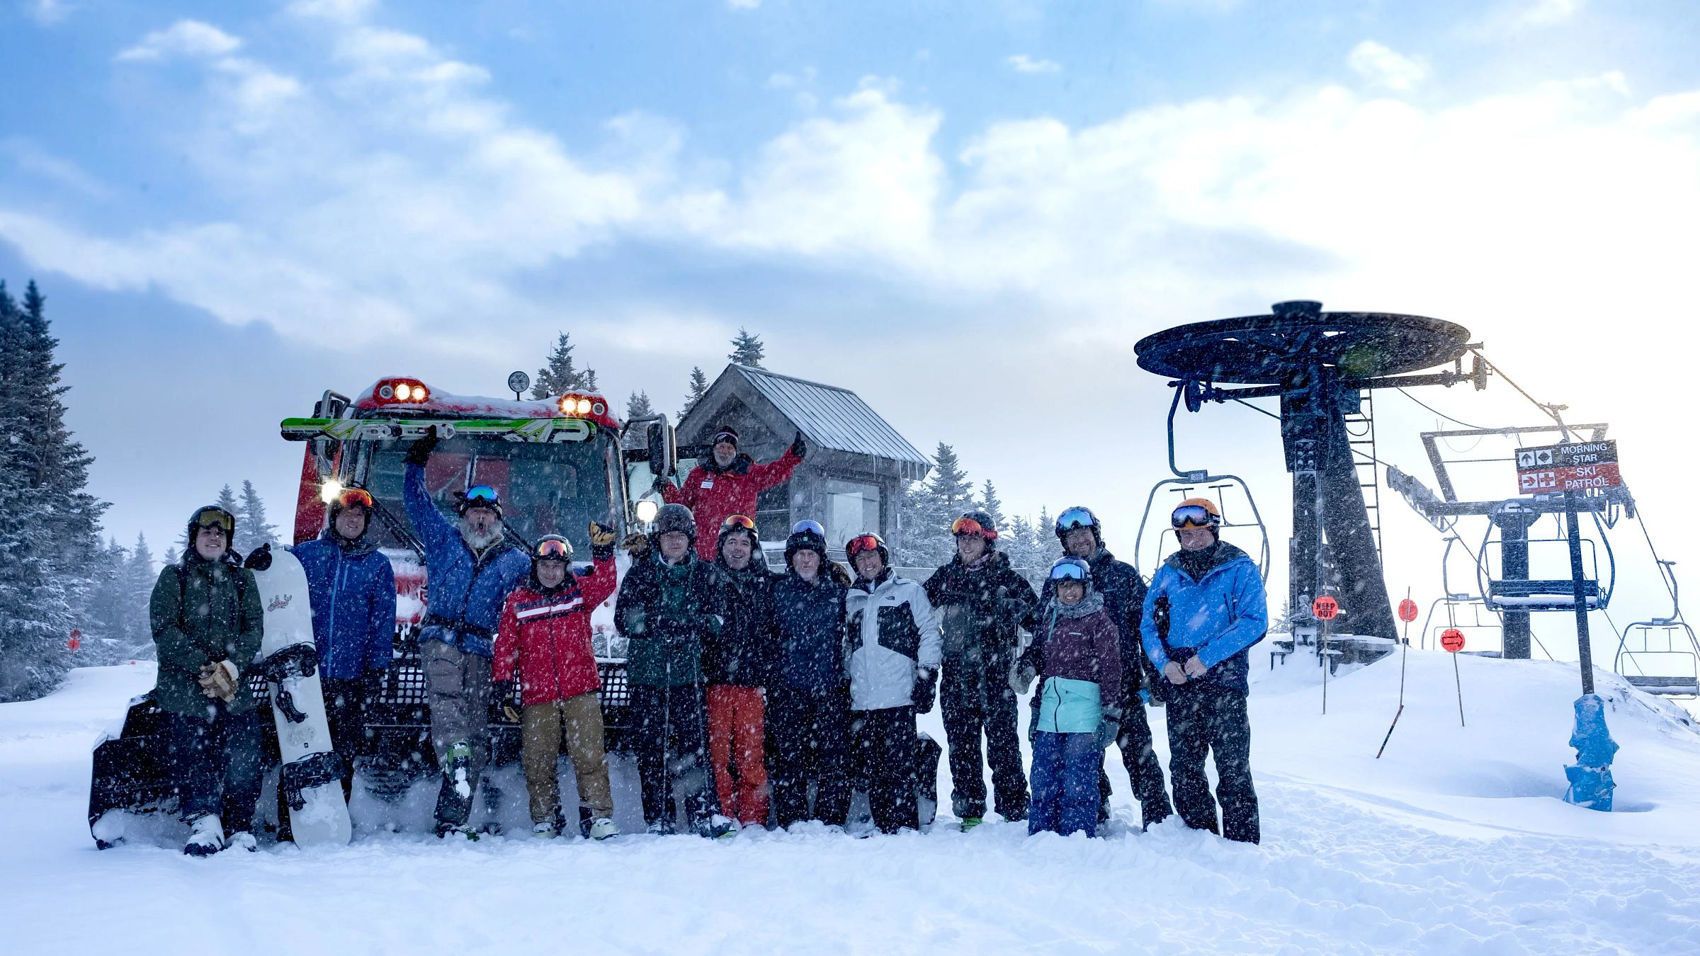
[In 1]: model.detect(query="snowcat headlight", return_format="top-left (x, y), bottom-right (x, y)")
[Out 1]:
top-left (320, 479), bottom-right (345, 504)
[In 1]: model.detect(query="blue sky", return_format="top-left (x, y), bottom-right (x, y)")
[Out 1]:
top-left (4, 0), bottom-right (1700, 650)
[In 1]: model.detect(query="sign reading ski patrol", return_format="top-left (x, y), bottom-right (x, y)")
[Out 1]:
top-left (1515, 440), bottom-right (1621, 494)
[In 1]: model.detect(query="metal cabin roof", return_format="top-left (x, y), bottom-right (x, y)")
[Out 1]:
top-left (702, 365), bottom-right (930, 470)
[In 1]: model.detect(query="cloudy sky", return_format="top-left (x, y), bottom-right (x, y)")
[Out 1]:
top-left (4, 0), bottom-right (1698, 653)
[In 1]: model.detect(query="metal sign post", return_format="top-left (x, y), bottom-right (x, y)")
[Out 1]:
top-left (1440, 627), bottom-right (1466, 727)
top-left (1313, 595), bottom-right (1340, 715)
top-left (1376, 593), bottom-right (1420, 758)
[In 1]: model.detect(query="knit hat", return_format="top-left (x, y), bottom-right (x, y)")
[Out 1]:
top-left (652, 502), bottom-right (696, 545)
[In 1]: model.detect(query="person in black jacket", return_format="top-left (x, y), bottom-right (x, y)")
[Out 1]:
top-left (615, 503), bottom-right (735, 838)
top-left (1023, 506), bottom-right (1173, 829)
top-left (706, 514), bottom-right (780, 828)
top-left (923, 510), bottom-right (1037, 829)
top-left (766, 520), bottom-right (853, 829)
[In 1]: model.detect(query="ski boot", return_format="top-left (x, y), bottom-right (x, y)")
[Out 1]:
top-left (959, 816), bottom-right (983, 833)
top-left (225, 831), bottom-right (258, 853)
top-left (696, 814), bottom-right (738, 840)
top-left (645, 819), bottom-right (676, 836)
top-left (183, 814), bottom-right (225, 857)
top-left (588, 817), bottom-right (620, 841)
top-left (435, 821), bottom-right (479, 841)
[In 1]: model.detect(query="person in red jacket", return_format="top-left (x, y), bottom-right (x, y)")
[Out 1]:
top-left (657, 426), bottom-right (807, 560)
top-left (494, 522), bottom-right (620, 840)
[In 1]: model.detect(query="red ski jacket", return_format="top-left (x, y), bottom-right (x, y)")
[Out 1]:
top-left (494, 556), bottom-right (617, 706)
top-left (661, 450), bottom-right (803, 559)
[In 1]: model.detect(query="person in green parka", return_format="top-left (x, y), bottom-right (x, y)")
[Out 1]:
top-left (615, 502), bottom-right (734, 838)
top-left (149, 504), bottom-right (265, 856)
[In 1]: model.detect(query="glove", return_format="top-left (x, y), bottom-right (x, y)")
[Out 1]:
top-left (789, 431), bottom-right (808, 459)
top-left (242, 543), bottom-right (273, 572)
top-left (828, 562), bottom-right (853, 587)
top-left (1009, 661), bottom-right (1037, 696)
top-left (199, 661), bottom-right (239, 702)
top-left (912, 667), bottom-right (939, 714)
top-left (404, 425), bottom-right (440, 466)
top-left (589, 521), bottom-right (617, 559)
top-left (1096, 707), bottom-right (1123, 750)
top-left (650, 477), bottom-right (671, 496)
top-left (623, 532), bottom-right (651, 558)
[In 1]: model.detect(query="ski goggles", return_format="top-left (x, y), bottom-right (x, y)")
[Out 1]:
top-left (335, 488), bottom-right (375, 511)
top-left (1048, 558), bottom-right (1091, 583)
top-left (533, 537), bottom-right (573, 560)
top-left (1171, 504), bottom-right (1221, 529)
top-left (462, 485), bottom-right (500, 507)
top-left (950, 515), bottom-right (995, 539)
top-left (845, 534), bottom-right (885, 559)
top-left (1055, 506), bottom-right (1097, 532)
top-left (191, 507), bottom-right (235, 534)
top-left (722, 514), bottom-right (758, 532)
top-left (790, 519), bottom-right (825, 538)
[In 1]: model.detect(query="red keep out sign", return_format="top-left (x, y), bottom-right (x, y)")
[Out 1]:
top-left (1440, 628), bottom-right (1466, 653)
top-left (1312, 595), bottom-right (1340, 621)
top-left (1397, 598), bottom-right (1420, 623)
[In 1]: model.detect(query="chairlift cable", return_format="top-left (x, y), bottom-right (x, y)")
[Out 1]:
top-left (1396, 387), bottom-right (1491, 432)
top-left (1467, 349), bottom-right (1575, 439)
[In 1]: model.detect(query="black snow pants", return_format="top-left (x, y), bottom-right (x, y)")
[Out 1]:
top-left (850, 705), bottom-right (919, 833)
top-left (1165, 684), bottom-right (1259, 843)
top-left (165, 705), bottom-right (264, 833)
top-left (941, 653), bottom-right (1028, 820)
top-left (1098, 691), bottom-right (1174, 828)
top-left (633, 683), bottom-right (719, 829)
top-left (766, 685), bottom-right (852, 828)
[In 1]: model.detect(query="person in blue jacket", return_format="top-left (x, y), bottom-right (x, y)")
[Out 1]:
top-left (290, 486), bottom-right (397, 802)
top-left (403, 428), bottom-right (531, 838)
top-left (1141, 498), bottom-right (1265, 844)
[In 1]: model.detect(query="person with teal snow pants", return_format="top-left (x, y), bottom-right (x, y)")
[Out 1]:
top-left (1023, 557), bottom-right (1122, 838)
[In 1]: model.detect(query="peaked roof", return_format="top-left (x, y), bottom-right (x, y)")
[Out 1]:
top-left (694, 364), bottom-right (930, 470)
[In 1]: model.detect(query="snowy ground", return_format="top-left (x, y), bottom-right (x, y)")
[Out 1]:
top-left (5, 651), bottom-right (1700, 955)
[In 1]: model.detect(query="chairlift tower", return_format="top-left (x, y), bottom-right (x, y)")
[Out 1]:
top-left (1135, 300), bottom-right (1482, 642)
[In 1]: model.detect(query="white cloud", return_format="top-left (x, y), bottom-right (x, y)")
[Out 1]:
top-left (1517, 0), bottom-right (1585, 27)
top-left (727, 0), bottom-right (761, 9)
top-left (1348, 41), bottom-right (1429, 92)
top-left (26, 0), bottom-right (72, 25)
top-left (1006, 54), bottom-right (1061, 75)
top-left (116, 20), bottom-right (241, 62)
top-left (0, 138), bottom-right (109, 197)
top-left (287, 0), bottom-right (377, 23)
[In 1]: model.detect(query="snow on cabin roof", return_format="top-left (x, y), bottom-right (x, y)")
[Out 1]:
top-left (704, 365), bottom-right (929, 468)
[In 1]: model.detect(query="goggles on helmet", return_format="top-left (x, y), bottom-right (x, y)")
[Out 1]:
top-left (1049, 558), bottom-right (1091, 582)
top-left (335, 488), bottom-right (375, 511)
top-left (464, 485), bottom-right (500, 505)
top-left (950, 515), bottom-right (993, 539)
top-left (1171, 503), bottom-right (1221, 529)
top-left (1055, 507), bottom-right (1097, 533)
top-left (845, 534), bottom-right (885, 559)
top-left (191, 507), bottom-right (235, 534)
top-left (534, 536), bottom-right (573, 560)
top-left (790, 519), bottom-right (826, 538)
top-left (722, 514), bottom-right (758, 532)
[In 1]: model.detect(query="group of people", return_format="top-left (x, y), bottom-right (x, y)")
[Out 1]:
top-left (149, 422), bottom-right (1266, 856)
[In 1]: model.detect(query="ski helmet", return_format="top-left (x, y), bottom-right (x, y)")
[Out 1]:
top-left (1054, 506), bottom-right (1101, 545)
top-left (329, 486), bottom-right (374, 524)
top-left (457, 484), bottom-right (503, 518)
top-left (187, 505), bottom-right (235, 542)
top-left (1171, 498), bottom-right (1221, 533)
top-left (1047, 556), bottom-right (1093, 590)
top-left (717, 513), bottom-right (760, 553)
top-left (845, 532), bottom-right (889, 567)
top-left (533, 534), bottom-right (574, 562)
top-left (951, 510), bottom-right (999, 542)
top-left (785, 519), bottom-right (828, 566)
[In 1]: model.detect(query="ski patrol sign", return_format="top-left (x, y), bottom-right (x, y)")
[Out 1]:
top-left (1515, 440), bottom-right (1621, 495)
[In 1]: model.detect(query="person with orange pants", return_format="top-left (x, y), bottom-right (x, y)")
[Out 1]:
top-left (704, 514), bottom-right (781, 827)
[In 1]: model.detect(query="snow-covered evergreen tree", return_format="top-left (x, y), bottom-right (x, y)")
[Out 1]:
top-left (235, 479), bottom-right (278, 555)
top-left (626, 390), bottom-right (655, 420)
top-left (1003, 515), bottom-right (1040, 573)
top-left (977, 479), bottom-right (1006, 533)
top-left (680, 366), bottom-right (709, 419)
top-left (728, 327), bottom-right (766, 368)
top-left (0, 280), bottom-right (105, 699)
top-left (530, 331), bottom-right (597, 399)
top-left (893, 443), bottom-right (974, 568)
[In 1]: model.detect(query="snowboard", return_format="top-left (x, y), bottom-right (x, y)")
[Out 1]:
top-left (252, 550), bottom-right (352, 847)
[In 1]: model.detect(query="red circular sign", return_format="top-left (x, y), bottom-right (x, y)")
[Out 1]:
top-left (1312, 595), bottom-right (1340, 621)
top-left (1397, 598), bottom-right (1420, 623)
top-left (1440, 628), bottom-right (1466, 653)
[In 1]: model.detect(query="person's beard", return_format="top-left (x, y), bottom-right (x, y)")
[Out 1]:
top-left (460, 519), bottom-right (504, 551)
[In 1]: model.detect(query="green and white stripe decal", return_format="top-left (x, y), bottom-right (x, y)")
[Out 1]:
top-left (280, 417), bottom-right (597, 443)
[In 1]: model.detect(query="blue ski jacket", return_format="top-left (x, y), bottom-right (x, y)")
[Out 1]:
top-left (404, 463), bottom-right (530, 658)
top-left (1141, 542), bottom-right (1267, 696)
top-left (292, 529), bottom-right (398, 681)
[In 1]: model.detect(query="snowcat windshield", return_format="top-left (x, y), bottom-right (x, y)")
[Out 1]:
top-left (360, 434), bottom-right (621, 555)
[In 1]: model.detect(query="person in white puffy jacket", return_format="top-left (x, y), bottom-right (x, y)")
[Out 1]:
top-left (842, 532), bottom-right (940, 833)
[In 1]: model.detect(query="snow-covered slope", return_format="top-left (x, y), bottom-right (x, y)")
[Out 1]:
top-left (3, 652), bottom-right (1698, 954)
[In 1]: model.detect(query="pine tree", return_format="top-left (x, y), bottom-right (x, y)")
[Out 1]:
top-left (977, 479), bottom-right (1006, 533)
top-left (163, 546), bottom-right (180, 567)
top-left (680, 366), bottom-right (709, 420)
top-left (626, 391), bottom-right (655, 420)
top-left (0, 466), bottom-right (75, 699)
top-left (1004, 515), bottom-right (1039, 573)
top-left (235, 479), bottom-right (278, 555)
top-left (893, 443), bottom-right (974, 568)
top-left (530, 331), bottom-right (597, 399)
top-left (216, 484), bottom-right (240, 521)
top-left (728, 327), bottom-right (766, 368)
